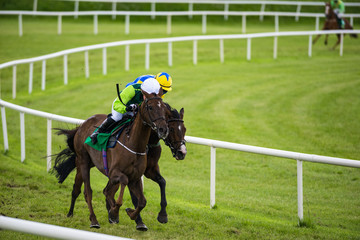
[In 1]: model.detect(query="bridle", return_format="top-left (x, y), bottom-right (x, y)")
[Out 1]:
top-left (164, 118), bottom-right (186, 157)
top-left (140, 96), bottom-right (166, 131)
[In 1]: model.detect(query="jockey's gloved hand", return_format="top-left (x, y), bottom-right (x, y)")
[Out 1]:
top-left (126, 104), bottom-right (137, 112)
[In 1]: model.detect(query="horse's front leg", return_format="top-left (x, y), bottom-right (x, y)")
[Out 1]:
top-left (126, 180), bottom-right (147, 222)
top-left (312, 34), bottom-right (322, 45)
top-left (104, 170), bottom-right (128, 224)
top-left (325, 34), bottom-right (329, 45)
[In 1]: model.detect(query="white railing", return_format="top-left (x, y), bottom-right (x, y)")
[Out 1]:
top-left (0, 216), bottom-right (133, 240)
top-left (1, 30), bottom-right (359, 99)
top-left (1, 10), bottom-right (359, 36)
top-left (1, 99), bottom-right (360, 222)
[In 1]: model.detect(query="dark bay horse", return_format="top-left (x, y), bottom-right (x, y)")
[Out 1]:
top-left (129, 104), bottom-right (186, 230)
top-left (313, 2), bottom-right (357, 49)
top-left (52, 91), bottom-right (168, 229)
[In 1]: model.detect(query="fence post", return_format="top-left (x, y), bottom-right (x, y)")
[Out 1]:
top-left (47, 119), bottom-right (52, 172)
top-left (12, 66), bottom-right (17, 99)
top-left (167, 15), bottom-right (171, 35)
top-left (125, 45), bottom-right (130, 71)
top-left (94, 15), bottom-right (98, 35)
top-left (112, 1), bottom-right (117, 20)
top-left (29, 63), bottom-right (33, 94)
top-left (193, 40), bottom-right (197, 65)
top-left (102, 48), bottom-right (107, 75)
top-left (247, 38), bottom-right (251, 61)
top-left (259, 3), bottom-right (266, 21)
top-left (125, 15), bottom-right (130, 35)
top-left (151, 2), bottom-right (156, 20)
top-left (85, 51), bottom-right (89, 79)
top-left (297, 160), bottom-right (304, 222)
top-left (20, 112), bottom-right (25, 162)
top-left (295, 4), bottom-right (301, 22)
top-left (202, 14), bottom-right (207, 34)
top-left (58, 15), bottom-right (62, 35)
top-left (308, 35), bottom-right (312, 57)
top-left (315, 16), bottom-right (319, 31)
top-left (145, 43), bottom-right (150, 70)
top-left (188, 3), bottom-right (193, 19)
top-left (275, 15), bottom-right (279, 32)
top-left (64, 55), bottom-right (68, 85)
top-left (74, 1), bottom-right (79, 19)
top-left (168, 42), bottom-right (173, 67)
top-left (18, 14), bottom-right (23, 37)
top-left (224, 3), bottom-right (229, 21)
top-left (219, 39), bottom-right (224, 63)
top-left (33, 0), bottom-right (38, 12)
top-left (273, 36), bottom-right (278, 59)
top-left (340, 33), bottom-right (344, 56)
top-left (210, 146), bottom-right (216, 208)
top-left (1, 107), bottom-right (9, 152)
top-left (242, 15), bottom-right (246, 34)
top-left (41, 60), bottom-right (46, 90)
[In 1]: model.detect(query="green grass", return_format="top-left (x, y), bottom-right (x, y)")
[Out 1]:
top-left (0, 15), bottom-right (360, 240)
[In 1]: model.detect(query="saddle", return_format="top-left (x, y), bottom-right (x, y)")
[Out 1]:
top-left (85, 117), bottom-right (132, 151)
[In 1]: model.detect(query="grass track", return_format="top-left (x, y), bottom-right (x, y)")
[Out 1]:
top-left (0, 15), bottom-right (360, 240)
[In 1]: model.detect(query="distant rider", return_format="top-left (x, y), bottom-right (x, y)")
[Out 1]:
top-left (330, 0), bottom-right (345, 29)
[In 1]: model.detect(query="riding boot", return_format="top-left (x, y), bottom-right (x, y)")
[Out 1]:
top-left (90, 116), bottom-right (117, 144)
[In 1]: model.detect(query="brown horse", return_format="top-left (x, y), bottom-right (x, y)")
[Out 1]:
top-left (313, 2), bottom-right (357, 49)
top-left (129, 103), bottom-right (187, 230)
top-left (52, 91), bottom-right (169, 229)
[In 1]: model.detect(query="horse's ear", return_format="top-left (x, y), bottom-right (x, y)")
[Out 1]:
top-left (180, 108), bottom-right (184, 119)
top-left (141, 90), bottom-right (151, 99)
top-left (158, 88), bottom-right (164, 97)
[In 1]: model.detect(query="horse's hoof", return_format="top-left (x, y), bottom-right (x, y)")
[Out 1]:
top-left (157, 214), bottom-right (168, 224)
top-left (108, 210), bottom-right (119, 224)
top-left (136, 223), bottom-right (148, 231)
top-left (90, 223), bottom-right (100, 229)
top-left (66, 212), bottom-right (73, 218)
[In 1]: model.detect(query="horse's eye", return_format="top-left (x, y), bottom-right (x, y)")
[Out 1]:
top-left (170, 127), bottom-right (174, 133)
top-left (148, 106), bottom-right (152, 111)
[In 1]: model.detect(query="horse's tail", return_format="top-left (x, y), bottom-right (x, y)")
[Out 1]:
top-left (51, 127), bottom-right (79, 184)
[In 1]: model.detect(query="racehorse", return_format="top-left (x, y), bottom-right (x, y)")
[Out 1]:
top-left (312, 2), bottom-right (357, 50)
top-left (129, 103), bottom-right (186, 230)
top-left (52, 91), bottom-right (169, 229)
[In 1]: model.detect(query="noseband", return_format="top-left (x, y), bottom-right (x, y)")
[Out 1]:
top-left (140, 97), bottom-right (166, 131)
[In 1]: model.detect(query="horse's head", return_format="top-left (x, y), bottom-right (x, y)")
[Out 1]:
top-left (164, 105), bottom-right (187, 160)
top-left (140, 90), bottom-right (169, 140)
top-left (325, 2), bottom-right (334, 19)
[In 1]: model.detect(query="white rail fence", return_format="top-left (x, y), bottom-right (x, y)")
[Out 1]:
top-left (1, 30), bottom-right (359, 99)
top-left (1, 99), bottom-right (360, 222)
top-left (56, 0), bottom-right (360, 20)
top-left (0, 216), bottom-right (133, 240)
top-left (1, 10), bottom-right (360, 36)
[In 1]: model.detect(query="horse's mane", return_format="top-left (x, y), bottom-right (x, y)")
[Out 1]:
top-left (164, 102), bottom-right (180, 119)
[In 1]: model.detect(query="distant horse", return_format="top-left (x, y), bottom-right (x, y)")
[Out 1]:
top-left (312, 2), bottom-right (357, 50)
top-left (52, 91), bottom-right (168, 229)
top-left (129, 103), bottom-right (186, 231)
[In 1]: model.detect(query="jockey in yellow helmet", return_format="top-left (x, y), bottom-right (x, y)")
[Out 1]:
top-left (126, 72), bottom-right (172, 98)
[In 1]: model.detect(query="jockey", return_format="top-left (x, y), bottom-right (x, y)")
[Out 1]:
top-left (90, 78), bottom-right (161, 144)
top-left (330, 0), bottom-right (345, 29)
top-left (126, 72), bottom-right (172, 98)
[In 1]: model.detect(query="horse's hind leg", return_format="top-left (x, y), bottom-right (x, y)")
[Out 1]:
top-left (79, 157), bottom-right (100, 228)
top-left (67, 169), bottom-right (83, 217)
